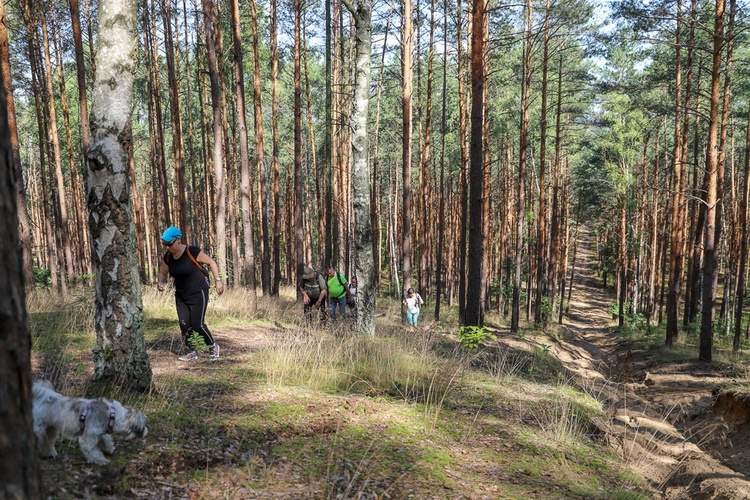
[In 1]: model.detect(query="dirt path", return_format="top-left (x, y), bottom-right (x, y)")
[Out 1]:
top-left (545, 228), bottom-right (750, 499)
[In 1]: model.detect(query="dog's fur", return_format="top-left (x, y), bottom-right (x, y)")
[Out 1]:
top-left (32, 380), bottom-right (148, 465)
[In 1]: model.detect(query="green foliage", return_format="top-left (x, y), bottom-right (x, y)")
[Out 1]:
top-left (458, 326), bottom-right (497, 349)
top-left (34, 267), bottom-right (51, 286)
top-left (76, 273), bottom-right (96, 286)
top-left (608, 301), bottom-right (623, 317)
top-left (188, 331), bottom-right (210, 352)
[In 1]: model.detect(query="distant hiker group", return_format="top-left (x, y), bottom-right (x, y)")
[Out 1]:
top-left (298, 265), bottom-right (356, 325)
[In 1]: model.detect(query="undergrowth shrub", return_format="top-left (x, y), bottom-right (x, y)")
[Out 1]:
top-left (457, 326), bottom-right (497, 348)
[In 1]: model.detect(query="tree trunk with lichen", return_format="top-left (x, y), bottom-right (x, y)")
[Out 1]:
top-left (87, 0), bottom-right (151, 392)
top-left (344, 0), bottom-right (373, 336)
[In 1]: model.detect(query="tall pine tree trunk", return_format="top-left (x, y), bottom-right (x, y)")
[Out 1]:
top-left (465, 0), bottom-right (486, 327)
top-left (699, 0), bottom-right (726, 362)
top-left (0, 71), bottom-right (41, 498)
top-left (534, 0), bottom-right (551, 324)
top-left (41, 7), bottom-right (74, 290)
top-left (249, 0), bottom-right (270, 296)
top-left (734, 104), bottom-right (750, 351)
top-left (271, 0), bottom-right (282, 295)
top-left (401, 0), bottom-right (414, 299)
top-left (293, 0), bottom-right (305, 284)
top-left (512, 0), bottom-right (532, 333)
top-left (203, 0), bottom-right (227, 277)
top-left (0, 2), bottom-right (34, 289)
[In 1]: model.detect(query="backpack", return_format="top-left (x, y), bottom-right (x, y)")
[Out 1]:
top-left (304, 271), bottom-right (325, 299)
top-left (166, 246), bottom-right (210, 277)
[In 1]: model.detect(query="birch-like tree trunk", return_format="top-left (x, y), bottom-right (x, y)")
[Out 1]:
top-left (87, 0), bottom-right (151, 391)
top-left (343, 0), bottom-right (373, 336)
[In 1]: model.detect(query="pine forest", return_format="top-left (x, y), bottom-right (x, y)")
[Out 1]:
top-left (5, 0), bottom-right (750, 495)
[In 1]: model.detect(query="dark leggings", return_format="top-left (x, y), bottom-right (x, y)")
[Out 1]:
top-left (176, 289), bottom-right (215, 348)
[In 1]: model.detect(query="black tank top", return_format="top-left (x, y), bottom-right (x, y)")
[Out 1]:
top-left (164, 246), bottom-right (209, 297)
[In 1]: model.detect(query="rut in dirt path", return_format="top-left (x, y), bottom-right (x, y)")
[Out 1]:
top-left (550, 227), bottom-right (750, 499)
top-left (547, 228), bottom-right (624, 384)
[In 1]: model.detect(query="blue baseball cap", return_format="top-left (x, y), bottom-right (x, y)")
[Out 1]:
top-left (161, 226), bottom-right (182, 242)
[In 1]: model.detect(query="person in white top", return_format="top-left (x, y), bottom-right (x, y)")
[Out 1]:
top-left (403, 288), bottom-right (424, 326)
top-left (347, 277), bottom-right (357, 313)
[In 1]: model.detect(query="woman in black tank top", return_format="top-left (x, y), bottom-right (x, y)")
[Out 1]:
top-left (157, 226), bottom-right (225, 361)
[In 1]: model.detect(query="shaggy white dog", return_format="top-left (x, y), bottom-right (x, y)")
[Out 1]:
top-left (32, 380), bottom-right (148, 465)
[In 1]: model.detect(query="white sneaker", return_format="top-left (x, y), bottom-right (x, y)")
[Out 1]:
top-left (208, 343), bottom-right (220, 359)
top-left (179, 350), bottom-right (198, 361)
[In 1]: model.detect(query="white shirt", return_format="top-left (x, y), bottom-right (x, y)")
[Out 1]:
top-left (405, 294), bottom-right (422, 314)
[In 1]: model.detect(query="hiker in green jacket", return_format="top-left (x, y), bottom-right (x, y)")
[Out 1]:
top-left (325, 265), bottom-right (350, 321)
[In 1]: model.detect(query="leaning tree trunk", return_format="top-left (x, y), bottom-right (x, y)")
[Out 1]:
top-left (87, 0), bottom-right (151, 392)
top-left (0, 61), bottom-right (41, 499)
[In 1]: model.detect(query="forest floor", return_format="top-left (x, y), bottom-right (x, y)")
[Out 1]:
top-left (519, 228), bottom-right (750, 499)
top-left (30, 227), bottom-right (750, 499)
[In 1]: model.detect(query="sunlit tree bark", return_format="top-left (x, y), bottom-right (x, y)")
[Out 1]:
top-left (203, 0), bottom-right (227, 278)
top-left (401, 0), bottom-right (414, 299)
top-left (87, 0), bottom-right (151, 391)
top-left (465, 0), bottom-right (486, 327)
top-left (0, 1), bottom-right (34, 289)
top-left (233, 0), bottom-right (258, 303)
top-left (512, 0), bottom-right (532, 333)
top-left (699, 0), bottom-right (726, 362)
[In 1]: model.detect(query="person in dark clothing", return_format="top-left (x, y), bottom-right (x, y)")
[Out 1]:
top-left (298, 266), bottom-right (328, 324)
top-left (157, 226), bottom-right (224, 361)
